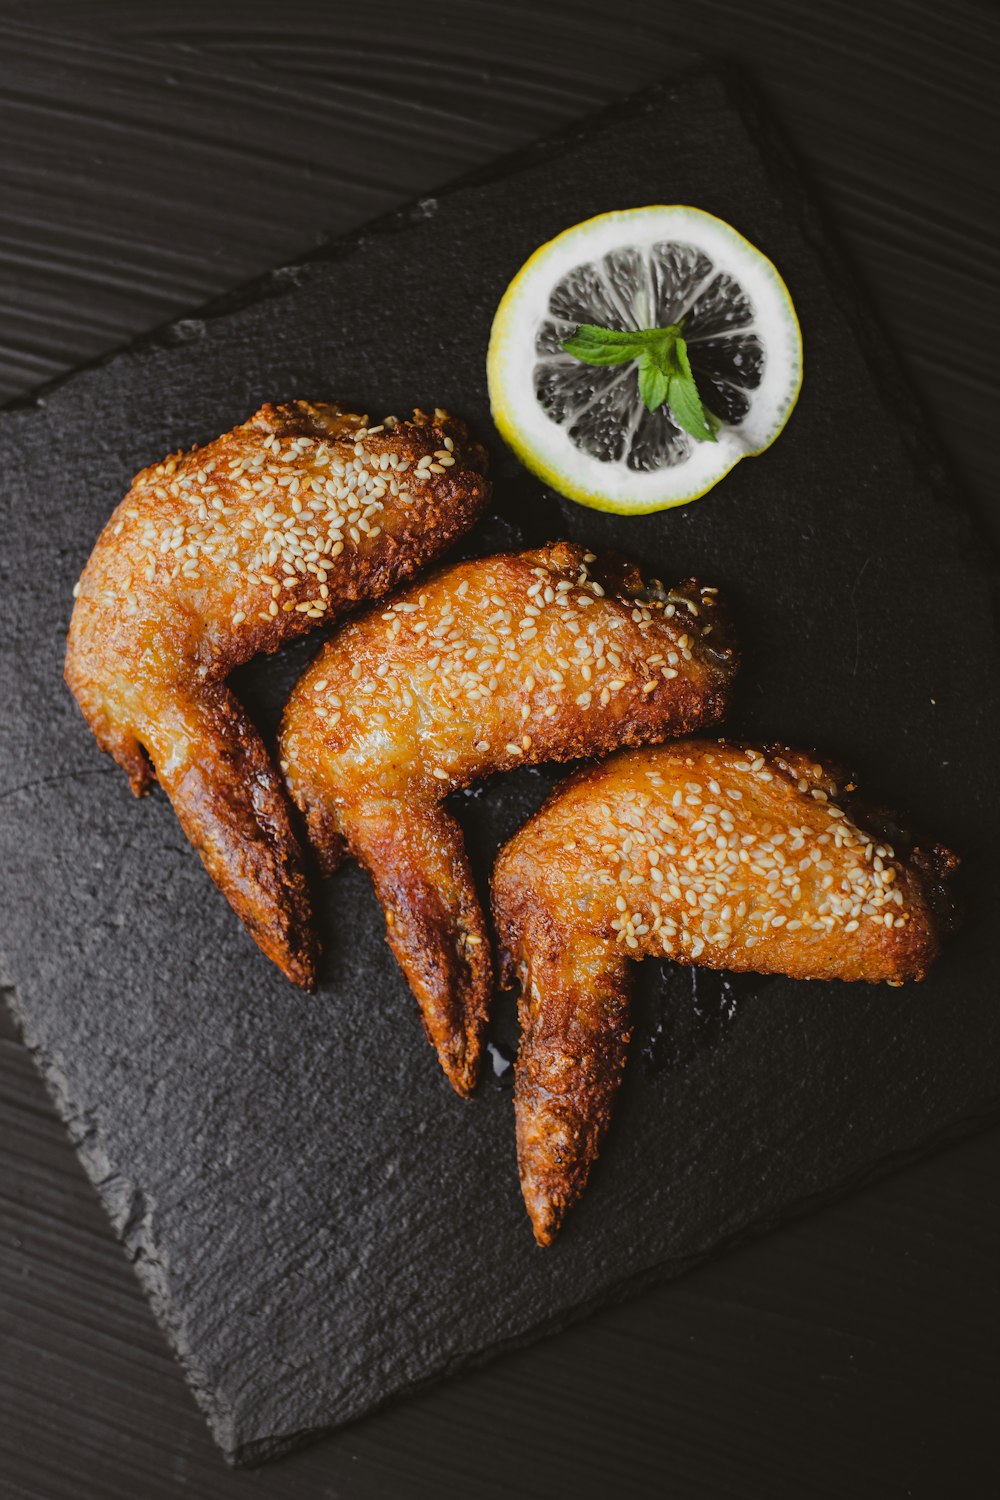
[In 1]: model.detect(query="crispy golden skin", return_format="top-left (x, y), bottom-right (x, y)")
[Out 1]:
top-left (65, 401), bottom-right (490, 986)
top-left (491, 741), bottom-right (959, 1245)
top-left (279, 543), bottom-right (738, 1094)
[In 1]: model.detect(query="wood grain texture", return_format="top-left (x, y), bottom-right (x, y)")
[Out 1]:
top-left (1, 0), bottom-right (997, 533)
top-left (1, 2), bottom-right (999, 1497)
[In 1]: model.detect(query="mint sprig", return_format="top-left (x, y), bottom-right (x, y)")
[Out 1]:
top-left (561, 322), bottom-right (719, 443)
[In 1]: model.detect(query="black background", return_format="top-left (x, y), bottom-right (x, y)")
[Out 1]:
top-left (1, 3), bottom-right (998, 1497)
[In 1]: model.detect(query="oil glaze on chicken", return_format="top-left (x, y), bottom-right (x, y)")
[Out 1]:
top-left (65, 401), bottom-right (490, 986)
top-left (491, 741), bottom-right (957, 1244)
top-left (279, 543), bottom-right (738, 1094)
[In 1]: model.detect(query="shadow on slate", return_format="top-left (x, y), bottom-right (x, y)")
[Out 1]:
top-left (1, 67), bottom-right (999, 1466)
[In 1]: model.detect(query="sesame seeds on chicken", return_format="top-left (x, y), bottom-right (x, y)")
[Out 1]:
top-left (491, 740), bottom-right (958, 1245)
top-left (279, 543), bottom-right (738, 1094)
top-left (65, 401), bottom-right (490, 985)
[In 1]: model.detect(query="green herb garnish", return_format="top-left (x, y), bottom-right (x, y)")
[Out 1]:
top-left (561, 322), bottom-right (719, 443)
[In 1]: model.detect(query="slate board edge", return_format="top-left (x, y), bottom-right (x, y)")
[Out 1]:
top-left (0, 61), bottom-right (705, 419)
top-left (1, 980), bottom-right (226, 1446)
top-left (4, 54), bottom-right (994, 621)
top-left (8, 970), bottom-right (1000, 1470)
top-left (721, 70), bottom-right (1000, 620)
top-left (235, 1103), bottom-right (1000, 1467)
top-left (4, 66), bottom-right (1000, 1467)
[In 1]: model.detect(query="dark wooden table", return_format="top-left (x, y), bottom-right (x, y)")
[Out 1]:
top-left (2, 3), bottom-right (998, 1496)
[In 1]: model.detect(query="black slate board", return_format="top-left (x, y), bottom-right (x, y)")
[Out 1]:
top-left (1, 68), bottom-right (998, 1467)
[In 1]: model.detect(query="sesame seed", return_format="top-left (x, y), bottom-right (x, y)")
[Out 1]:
top-left (485, 743), bottom-right (921, 971)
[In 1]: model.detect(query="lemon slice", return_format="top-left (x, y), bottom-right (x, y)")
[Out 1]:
top-left (487, 206), bottom-right (802, 513)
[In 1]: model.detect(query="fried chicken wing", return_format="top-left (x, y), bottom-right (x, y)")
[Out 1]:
top-left (279, 543), bottom-right (738, 1094)
top-left (491, 741), bottom-right (958, 1244)
top-left (65, 401), bottom-right (490, 986)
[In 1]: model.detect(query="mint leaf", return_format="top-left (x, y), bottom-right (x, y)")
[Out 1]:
top-left (645, 337), bottom-right (683, 380)
top-left (561, 324), bottom-right (650, 366)
top-left (637, 353), bottom-right (670, 413)
top-left (665, 373), bottom-right (717, 443)
top-left (569, 324), bottom-right (650, 346)
top-left (561, 321), bottom-right (720, 442)
top-left (672, 334), bottom-right (696, 382)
